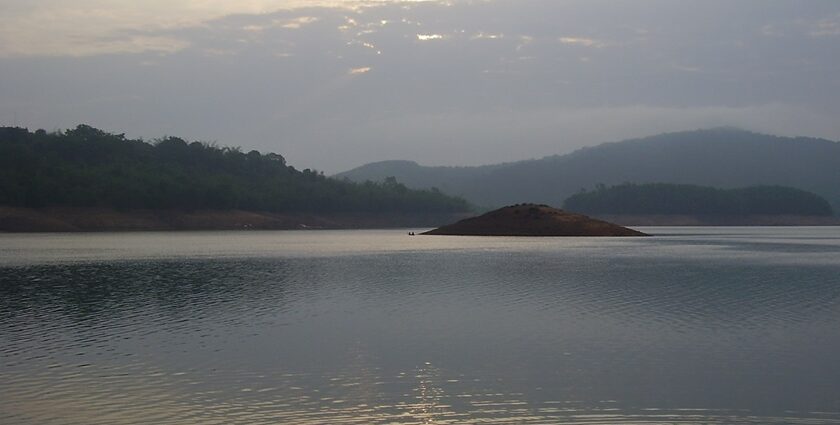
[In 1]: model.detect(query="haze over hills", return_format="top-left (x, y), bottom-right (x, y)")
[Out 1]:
top-left (336, 128), bottom-right (840, 213)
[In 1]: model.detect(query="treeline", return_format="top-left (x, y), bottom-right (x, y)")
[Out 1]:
top-left (563, 183), bottom-right (834, 216)
top-left (0, 125), bottom-right (470, 213)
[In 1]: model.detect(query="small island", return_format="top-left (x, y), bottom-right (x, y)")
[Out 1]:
top-left (563, 183), bottom-right (838, 226)
top-left (422, 204), bottom-right (649, 236)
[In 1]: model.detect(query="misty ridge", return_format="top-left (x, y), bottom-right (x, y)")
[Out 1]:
top-left (336, 128), bottom-right (840, 214)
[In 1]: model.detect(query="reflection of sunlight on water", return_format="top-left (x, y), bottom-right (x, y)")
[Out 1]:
top-left (4, 228), bottom-right (840, 267)
top-left (4, 360), bottom-right (840, 424)
top-left (405, 362), bottom-right (451, 424)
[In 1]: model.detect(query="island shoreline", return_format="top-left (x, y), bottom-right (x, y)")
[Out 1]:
top-left (594, 214), bottom-right (840, 227)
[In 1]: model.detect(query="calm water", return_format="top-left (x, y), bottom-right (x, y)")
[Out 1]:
top-left (2, 228), bottom-right (840, 424)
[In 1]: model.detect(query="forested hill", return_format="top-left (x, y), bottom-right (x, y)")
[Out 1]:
top-left (0, 125), bottom-right (470, 213)
top-left (563, 183), bottom-right (834, 217)
top-left (336, 128), bottom-right (840, 213)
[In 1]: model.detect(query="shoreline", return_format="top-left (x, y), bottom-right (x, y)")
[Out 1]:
top-left (2, 207), bottom-right (838, 233)
top-left (0, 206), bottom-right (469, 233)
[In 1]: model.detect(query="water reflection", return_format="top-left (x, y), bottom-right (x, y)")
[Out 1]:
top-left (2, 229), bottom-right (840, 424)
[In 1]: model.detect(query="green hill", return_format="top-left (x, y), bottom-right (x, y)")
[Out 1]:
top-left (563, 183), bottom-right (833, 217)
top-left (0, 125), bottom-right (470, 214)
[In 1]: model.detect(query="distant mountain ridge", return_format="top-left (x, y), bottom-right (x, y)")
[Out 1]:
top-left (334, 160), bottom-right (515, 195)
top-left (335, 128), bottom-right (840, 213)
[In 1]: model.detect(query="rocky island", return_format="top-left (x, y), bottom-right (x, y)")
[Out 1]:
top-left (422, 204), bottom-right (649, 236)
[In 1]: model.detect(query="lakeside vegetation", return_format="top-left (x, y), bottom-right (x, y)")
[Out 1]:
top-left (0, 125), bottom-right (470, 213)
top-left (563, 183), bottom-right (834, 216)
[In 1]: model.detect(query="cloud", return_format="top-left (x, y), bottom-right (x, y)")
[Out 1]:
top-left (0, 32), bottom-right (190, 57)
top-left (671, 63), bottom-right (701, 73)
top-left (0, 1), bottom-right (274, 56)
top-left (471, 33), bottom-right (504, 40)
top-left (760, 13), bottom-right (840, 38)
top-left (810, 15), bottom-right (840, 36)
top-left (0, 0), bottom-right (436, 57)
top-left (280, 16), bottom-right (321, 29)
top-left (558, 36), bottom-right (605, 48)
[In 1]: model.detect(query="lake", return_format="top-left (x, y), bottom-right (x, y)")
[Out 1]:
top-left (2, 227), bottom-right (840, 424)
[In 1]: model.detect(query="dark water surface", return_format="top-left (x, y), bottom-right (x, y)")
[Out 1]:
top-left (2, 228), bottom-right (840, 424)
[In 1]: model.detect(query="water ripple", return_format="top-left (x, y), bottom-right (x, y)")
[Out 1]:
top-left (3, 229), bottom-right (840, 423)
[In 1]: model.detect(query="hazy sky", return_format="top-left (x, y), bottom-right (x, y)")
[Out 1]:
top-left (2, 0), bottom-right (839, 172)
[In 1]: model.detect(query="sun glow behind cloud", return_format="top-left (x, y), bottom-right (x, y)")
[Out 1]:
top-left (416, 34), bottom-right (444, 41)
top-left (471, 33), bottom-right (503, 40)
top-left (558, 36), bottom-right (605, 48)
top-left (348, 66), bottom-right (372, 74)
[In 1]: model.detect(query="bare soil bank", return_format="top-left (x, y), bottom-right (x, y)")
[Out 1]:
top-left (594, 214), bottom-right (840, 226)
top-left (0, 207), bottom-right (469, 232)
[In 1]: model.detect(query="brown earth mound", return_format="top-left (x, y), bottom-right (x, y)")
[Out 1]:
top-left (423, 204), bottom-right (648, 236)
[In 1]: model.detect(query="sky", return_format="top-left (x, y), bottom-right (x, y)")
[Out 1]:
top-left (1, 0), bottom-right (839, 173)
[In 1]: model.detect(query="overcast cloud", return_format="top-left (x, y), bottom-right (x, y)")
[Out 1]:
top-left (1, 0), bottom-right (839, 172)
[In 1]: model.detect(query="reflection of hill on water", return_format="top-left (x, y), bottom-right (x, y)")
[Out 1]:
top-left (3, 246), bottom-right (839, 336)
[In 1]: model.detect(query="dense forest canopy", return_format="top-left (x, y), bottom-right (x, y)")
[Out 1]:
top-left (563, 183), bottom-right (834, 216)
top-left (0, 125), bottom-right (470, 213)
